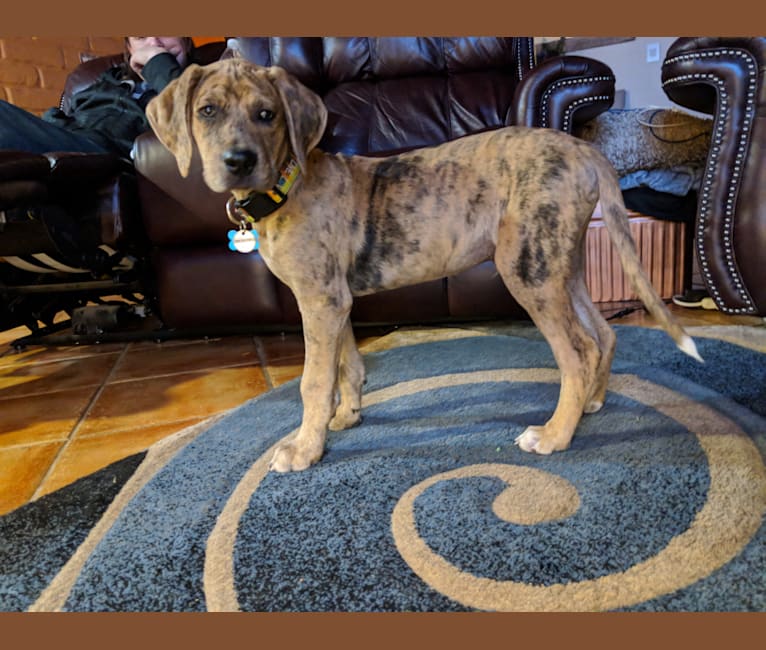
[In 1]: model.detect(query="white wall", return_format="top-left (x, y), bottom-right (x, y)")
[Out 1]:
top-left (571, 37), bottom-right (679, 109)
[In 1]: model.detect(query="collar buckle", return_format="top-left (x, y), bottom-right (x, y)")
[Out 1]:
top-left (227, 155), bottom-right (300, 223)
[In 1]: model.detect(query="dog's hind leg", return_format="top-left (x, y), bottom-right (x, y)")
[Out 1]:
top-left (495, 246), bottom-right (602, 454)
top-left (515, 287), bottom-right (602, 453)
top-left (329, 321), bottom-right (365, 431)
top-left (572, 273), bottom-right (616, 414)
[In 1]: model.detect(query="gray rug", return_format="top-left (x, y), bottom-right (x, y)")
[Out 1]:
top-left (1, 325), bottom-right (764, 612)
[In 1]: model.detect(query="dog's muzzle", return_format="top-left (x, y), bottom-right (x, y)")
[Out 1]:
top-left (223, 149), bottom-right (258, 177)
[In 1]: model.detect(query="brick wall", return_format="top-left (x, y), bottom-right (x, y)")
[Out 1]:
top-left (0, 36), bottom-right (124, 115)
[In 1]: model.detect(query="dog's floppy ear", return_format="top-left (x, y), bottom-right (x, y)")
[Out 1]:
top-left (146, 63), bottom-right (207, 177)
top-left (267, 66), bottom-right (328, 172)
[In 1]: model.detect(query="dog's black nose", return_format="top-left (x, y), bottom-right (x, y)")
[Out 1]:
top-left (223, 149), bottom-right (258, 177)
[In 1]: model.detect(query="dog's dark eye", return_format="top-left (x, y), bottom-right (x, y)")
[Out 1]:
top-left (198, 105), bottom-right (218, 119)
top-left (257, 109), bottom-right (275, 122)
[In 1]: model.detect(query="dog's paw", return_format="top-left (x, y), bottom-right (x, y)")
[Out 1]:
top-left (269, 442), bottom-right (321, 473)
top-left (583, 399), bottom-right (604, 414)
top-left (329, 408), bottom-right (362, 431)
top-left (514, 426), bottom-right (570, 455)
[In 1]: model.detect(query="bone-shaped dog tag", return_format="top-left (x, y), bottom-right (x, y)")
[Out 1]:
top-left (227, 226), bottom-right (259, 254)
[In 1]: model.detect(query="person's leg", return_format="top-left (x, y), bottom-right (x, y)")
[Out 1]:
top-left (0, 100), bottom-right (108, 154)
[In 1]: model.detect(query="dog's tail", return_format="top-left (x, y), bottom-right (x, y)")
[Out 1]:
top-left (592, 149), bottom-right (703, 363)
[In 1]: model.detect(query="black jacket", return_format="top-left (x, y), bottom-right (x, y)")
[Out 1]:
top-left (41, 53), bottom-right (184, 158)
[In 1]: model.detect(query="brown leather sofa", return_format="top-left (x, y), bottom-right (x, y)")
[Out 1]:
top-left (133, 37), bottom-right (616, 331)
top-left (662, 37), bottom-right (765, 316)
top-left (1, 37), bottom-right (615, 341)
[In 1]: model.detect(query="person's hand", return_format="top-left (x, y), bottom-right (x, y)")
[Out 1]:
top-left (129, 43), bottom-right (171, 79)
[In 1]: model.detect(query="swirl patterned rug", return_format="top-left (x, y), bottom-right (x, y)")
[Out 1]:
top-left (2, 324), bottom-right (765, 612)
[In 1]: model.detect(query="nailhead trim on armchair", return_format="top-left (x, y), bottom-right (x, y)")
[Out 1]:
top-left (662, 40), bottom-right (763, 315)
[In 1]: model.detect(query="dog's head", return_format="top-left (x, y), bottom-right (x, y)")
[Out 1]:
top-left (146, 58), bottom-right (328, 195)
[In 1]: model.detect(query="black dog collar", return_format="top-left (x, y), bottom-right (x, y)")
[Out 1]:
top-left (226, 156), bottom-right (301, 225)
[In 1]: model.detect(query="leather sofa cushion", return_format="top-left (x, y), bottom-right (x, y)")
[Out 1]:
top-left (322, 37), bottom-right (519, 83)
top-left (322, 70), bottom-right (517, 155)
top-left (226, 37), bottom-right (325, 92)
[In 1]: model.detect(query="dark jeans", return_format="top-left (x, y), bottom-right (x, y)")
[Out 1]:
top-left (0, 100), bottom-right (108, 154)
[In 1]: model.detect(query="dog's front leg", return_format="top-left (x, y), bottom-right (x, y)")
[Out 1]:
top-left (270, 296), bottom-right (351, 473)
top-left (329, 321), bottom-right (365, 431)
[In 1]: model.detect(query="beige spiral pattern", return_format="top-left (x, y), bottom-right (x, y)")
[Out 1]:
top-left (391, 374), bottom-right (766, 611)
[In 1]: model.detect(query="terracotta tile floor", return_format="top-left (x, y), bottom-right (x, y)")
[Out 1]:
top-left (0, 304), bottom-right (761, 515)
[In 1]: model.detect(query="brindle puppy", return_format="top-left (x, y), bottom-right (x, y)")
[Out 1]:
top-left (147, 59), bottom-right (701, 472)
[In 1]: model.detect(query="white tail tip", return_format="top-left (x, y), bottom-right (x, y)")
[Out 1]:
top-left (679, 335), bottom-right (704, 363)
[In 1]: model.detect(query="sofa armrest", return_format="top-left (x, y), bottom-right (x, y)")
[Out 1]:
top-left (44, 151), bottom-right (132, 186)
top-left (133, 130), bottom-right (231, 245)
top-left (511, 55), bottom-right (615, 133)
top-left (662, 37), bottom-right (766, 315)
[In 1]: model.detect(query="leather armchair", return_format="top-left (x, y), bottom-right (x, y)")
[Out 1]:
top-left (0, 42), bottom-right (225, 339)
top-left (0, 147), bottom-right (140, 335)
top-left (133, 37), bottom-right (616, 330)
top-left (662, 37), bottom-right (765, 316)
